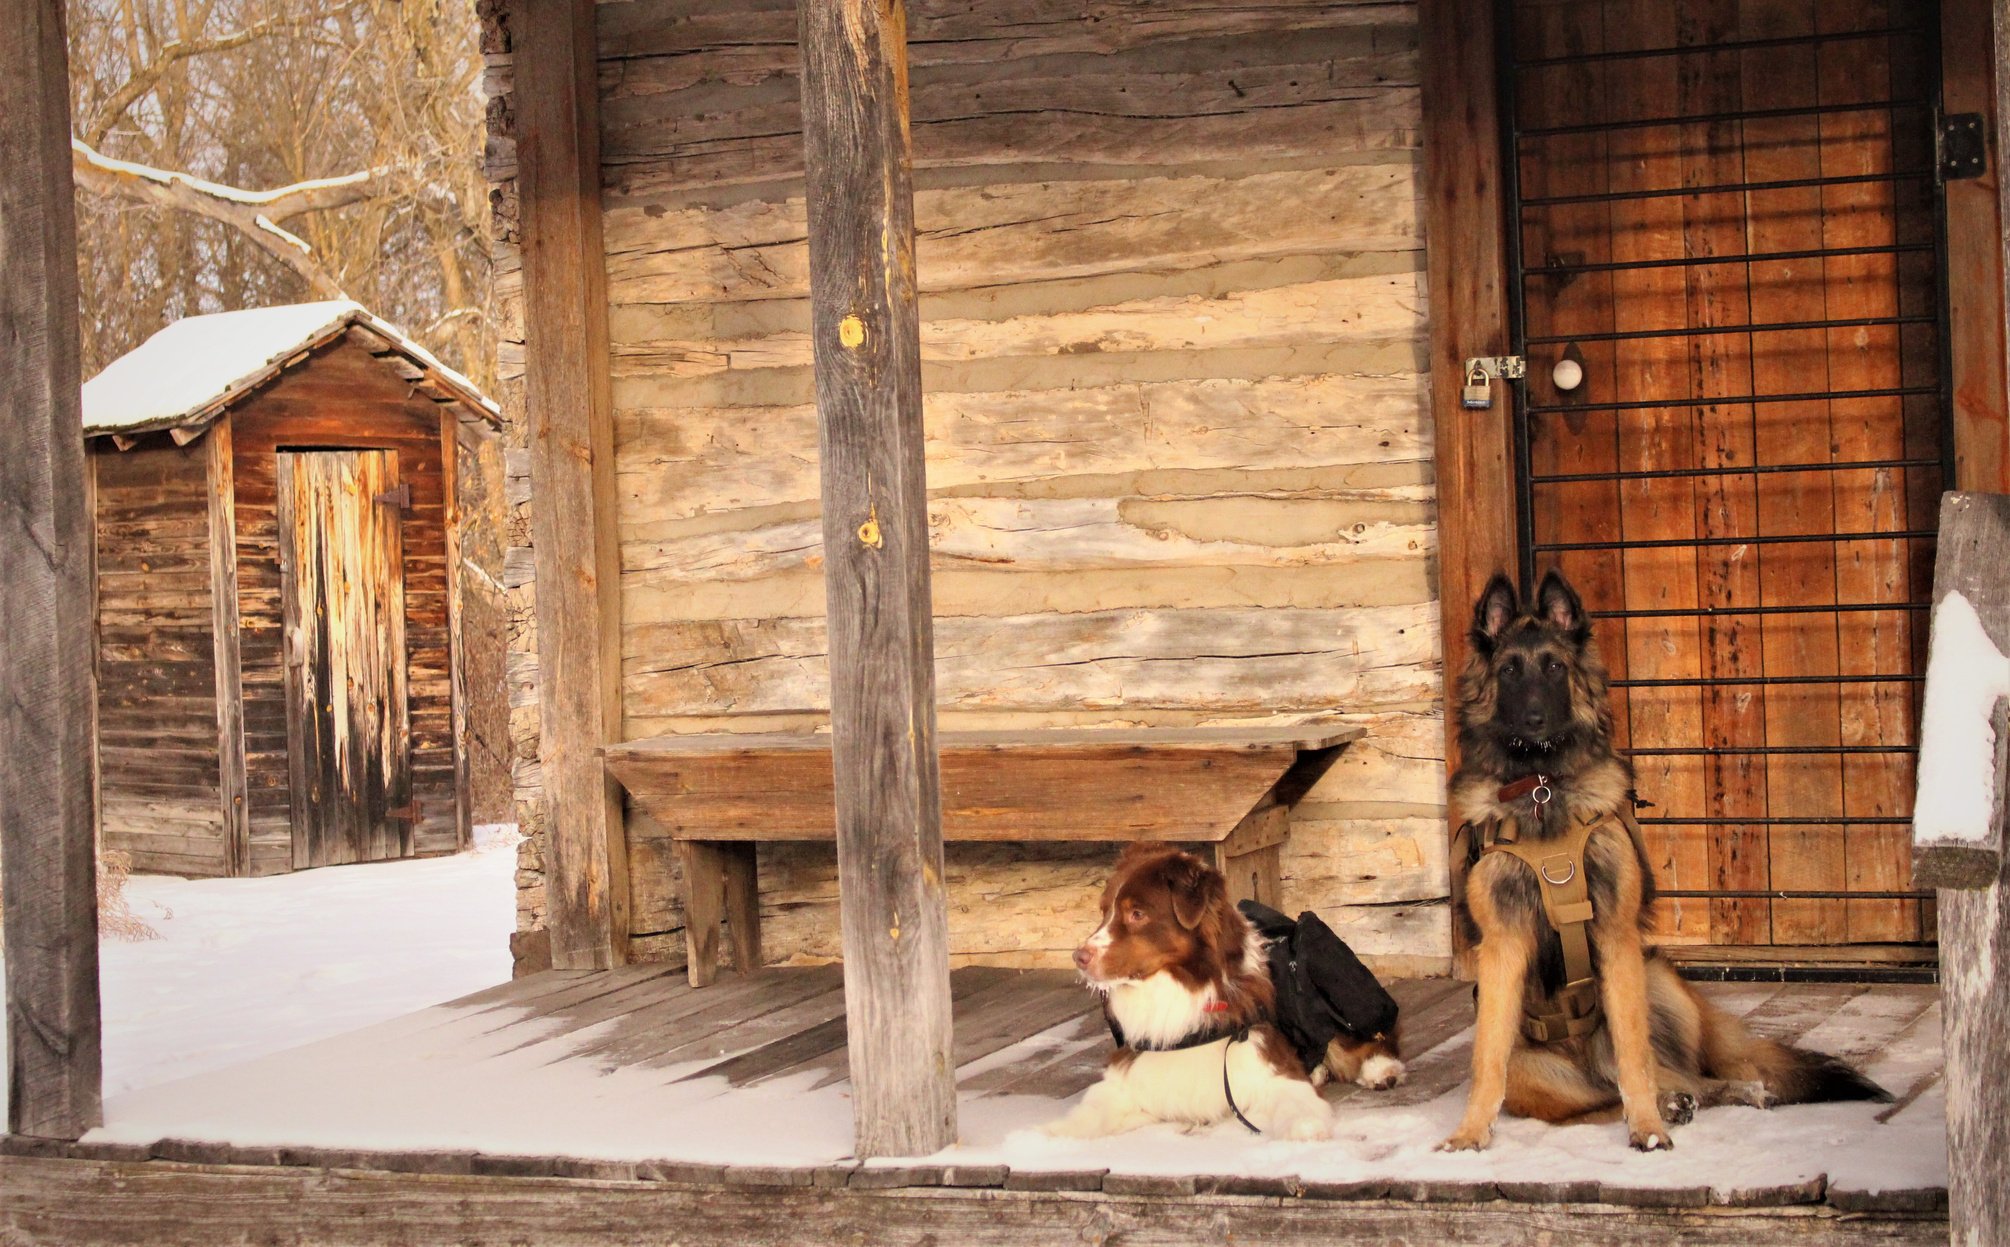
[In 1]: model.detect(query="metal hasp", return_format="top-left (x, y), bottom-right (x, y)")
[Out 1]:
top-left (1939, 112), bottom-right (1986, 181)
top-left (1460, 355), bottom-right (1527, 409)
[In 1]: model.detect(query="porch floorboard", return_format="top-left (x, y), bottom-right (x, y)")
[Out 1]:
top-left (50, 965), bottom-right (1944, 1223)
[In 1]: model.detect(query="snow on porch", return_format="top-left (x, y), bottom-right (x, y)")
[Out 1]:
top-left (81, 961), bottom-right (1946, 1203)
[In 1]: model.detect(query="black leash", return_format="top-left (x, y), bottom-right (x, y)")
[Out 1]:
top-left (1105, 1010), bottom-right (1264, 1134)
top-left (1220, 1030), bottom-right (1260, 1134)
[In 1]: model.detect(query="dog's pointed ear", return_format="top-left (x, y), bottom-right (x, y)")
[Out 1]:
top-left (1167, 853), bottom-right (1221, 931)
top-left (1536, 569), bottom-right (1591, 644)
top-left (1471, 572), bottom-right (1520, 654)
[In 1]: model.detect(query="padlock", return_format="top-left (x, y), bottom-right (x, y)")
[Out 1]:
top-left (1461, 362), bottom-right (1493, 409)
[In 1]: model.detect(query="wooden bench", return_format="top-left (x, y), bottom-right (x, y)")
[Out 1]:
top-left (602, 723), bottom-right (1361, 986)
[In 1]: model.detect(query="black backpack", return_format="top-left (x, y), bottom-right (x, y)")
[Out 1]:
top-left (1238, 899), bottom-right (1400, 1073)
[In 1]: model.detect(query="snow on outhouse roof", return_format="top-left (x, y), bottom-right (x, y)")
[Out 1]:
top-left (81, 299), bottom-right (501, 439)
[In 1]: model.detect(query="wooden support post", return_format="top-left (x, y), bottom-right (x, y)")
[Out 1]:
top-left (0, 0), bottom-right (104, 1139)
top-left (1920, 493), bottom-right (2010, 1243)
top-left (514, 0), bottom-right (628, 968)
top-left (798, 0), bottom-right (956, 1158)
top-left (1419, 0), bottom-right (1516, 980)
top-left (1944, 0), bottom-right (2010, 492)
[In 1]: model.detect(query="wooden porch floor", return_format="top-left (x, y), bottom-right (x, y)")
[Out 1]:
top-left (53, 963), bottom-right (1945, 1220)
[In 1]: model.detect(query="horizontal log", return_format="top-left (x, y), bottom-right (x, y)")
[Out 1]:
top-left (609, 271), bottom-right (1423, 382)
top-left (603, 163), bottom-right (1420, 304)
top-left (602, 22), bottom-right (1416, 183)
top-left (623, 496), bottom-right (1434, 589)
top-left (623, 558), bottom-right (1437, 628)
top-left (616, 372), bottom-right (1430, 525)
top-left (598, 0), bottom-right (1414, 64)
top-left (622, 602), bottom-right (1438, 719)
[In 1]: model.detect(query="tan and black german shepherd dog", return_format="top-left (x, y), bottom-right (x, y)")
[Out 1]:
top-left (1439, 570), bottom-right (1889, 1153)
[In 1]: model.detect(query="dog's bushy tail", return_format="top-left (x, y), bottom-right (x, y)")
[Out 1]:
top-left (1697, 997), bottom-right (1891, 1105)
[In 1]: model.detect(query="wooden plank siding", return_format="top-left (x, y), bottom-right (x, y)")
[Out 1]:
top-left (228, 340), bottom-right (461, 876)
top-left (483, 0), bottom-right (1447, 976)
top-left (92, 438), bottom-right (225, 877)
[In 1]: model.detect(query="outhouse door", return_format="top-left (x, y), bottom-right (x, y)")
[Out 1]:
top-left (276, 449), bottom-right (413, 868)
top-left (1497, 1), bottom-right (1946, 955)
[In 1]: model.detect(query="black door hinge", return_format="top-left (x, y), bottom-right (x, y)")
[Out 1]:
top-left (374, 481), bottom-right (412, 511)
top-left (1939, 112), bottom-right (1986, 182)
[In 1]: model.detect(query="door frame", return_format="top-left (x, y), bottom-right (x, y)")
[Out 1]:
top-left (1420, 0), bottom-right (2010, 964)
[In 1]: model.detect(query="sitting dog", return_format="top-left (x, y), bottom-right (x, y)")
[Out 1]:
top-left (1441, 570), bottom-right (1890, 1153)
top-left (1045, 842), bottom-right (1391, 1140)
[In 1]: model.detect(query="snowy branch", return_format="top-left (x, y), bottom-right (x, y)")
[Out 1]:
top-left (71, 138), bottom-right (405, 299)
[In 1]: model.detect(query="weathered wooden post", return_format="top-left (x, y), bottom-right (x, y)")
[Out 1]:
top-left (1912, 492), bottom-right (2010, 1245)
top-left (513, 0), bottom-right (629, 970)
top-left (0, 0), bottom-right (105, 1138)
top-left (797, 0), bottom-right (956, 1156)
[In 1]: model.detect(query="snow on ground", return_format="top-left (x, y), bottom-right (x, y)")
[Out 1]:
top-left (0, 825), bottom-right (517, 1117)
top-left (85, 975), bottom-right (1945, 1196)
top-left (0, 821), bottom-right (1942, 1195)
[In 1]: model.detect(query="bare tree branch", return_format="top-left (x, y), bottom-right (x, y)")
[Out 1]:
top-left (71, 137), bottom-right (403, 299)
top-left (83, 18), bottom-right (315, 147)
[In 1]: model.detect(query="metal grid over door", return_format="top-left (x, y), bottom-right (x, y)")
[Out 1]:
top-left (1500, 0), bottom-right (1946, 951)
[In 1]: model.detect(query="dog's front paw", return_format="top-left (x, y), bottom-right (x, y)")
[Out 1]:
top-left (1628, 1123), bottom-right (1675, 1152)
top-left (1724, 1079), bottom-right (1774, 1109)
top-left (1357, 1054), bottom-right (1407, 1091)
top-left (1039, 1112), bottom-right (1106, 1140)
top-left (1659, 1091), bottom-right (1697, 1126)
top-left (1438, 1125), bottom-right (1492, 1153)
top-left (1275, 1111), bottom-right (1333, 1142)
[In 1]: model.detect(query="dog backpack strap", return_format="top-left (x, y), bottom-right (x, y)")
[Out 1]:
top-left (1483, 817), bottom-right (1604, 1043)
top-left (1534, 815), bottom-right (1602, 1042)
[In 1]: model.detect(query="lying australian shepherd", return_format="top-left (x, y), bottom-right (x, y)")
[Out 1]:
top-left (1044, 842), bottom-right (1403, 1140)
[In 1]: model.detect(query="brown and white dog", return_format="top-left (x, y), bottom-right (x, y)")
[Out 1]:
top-left (1044, 843), bottom-right (1399, 1140)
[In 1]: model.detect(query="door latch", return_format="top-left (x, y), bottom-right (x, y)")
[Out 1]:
top-left (1461, 355), bottom-right (1526, 410)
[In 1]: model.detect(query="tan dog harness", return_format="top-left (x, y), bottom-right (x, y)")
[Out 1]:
top-left (1474, 782), bottom-right (1650, 1045)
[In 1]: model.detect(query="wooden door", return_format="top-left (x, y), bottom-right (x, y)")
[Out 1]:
top-left (1502, 1), bottom-right (1943, 950)
top-left (277, 450), bottom-right (412, 868)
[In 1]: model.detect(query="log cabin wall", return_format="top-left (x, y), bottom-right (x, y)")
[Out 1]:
top-left (228, 340), bottom-right (464, 876)
top-left (484, 0), bottom-right (1448, 975)
top-left (93, 437), bottom-right (226, 877)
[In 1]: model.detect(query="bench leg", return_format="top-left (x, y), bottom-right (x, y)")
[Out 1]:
top-left (1214, 803), bottom-right (1288, 911)
top-left (723, 842), bottom-right (762, 974)
top-left (1214, 842), bottom-right (1283, 911)
top-left (676, 840), bottom-right (726, 988)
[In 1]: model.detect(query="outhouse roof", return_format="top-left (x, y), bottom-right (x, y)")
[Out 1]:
top-left (82, 300), bottom-right (501, 439)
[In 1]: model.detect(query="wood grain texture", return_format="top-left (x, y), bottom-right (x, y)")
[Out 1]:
top-left (515, 0), bottom-right (629, 968)
top-left (276, 450), bottom-right (411, 868)
top-left (494, 0), bottom-right (1441, 976)
top-left (797, 0), bottom-right (955, 1157)
top-left (0, 0), bottom-right (103, 1139)
top-left (205, 421), bottom-right (250, 875)
top-left (92, 439), bottom-right (224, 877)
top-left (1418, 0), bottom-right (1513, 975)
top-left (1945, 0), bottom-right (2010, 495)
top-left (224, 343), bottom-right (465, 873)
top-left (0, 1154), bottom-right (1949, 1246)
top-left (1924, 494), bottom-right (2010, 1247)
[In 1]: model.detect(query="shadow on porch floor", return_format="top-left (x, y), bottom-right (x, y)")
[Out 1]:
top-left (76, 964), bottom-right (1945, 1212)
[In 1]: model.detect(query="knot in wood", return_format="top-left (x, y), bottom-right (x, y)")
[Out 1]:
top-left (857, 503), bottom-right (883, 549)
top-left (838, 315), bottom-right (866, 349)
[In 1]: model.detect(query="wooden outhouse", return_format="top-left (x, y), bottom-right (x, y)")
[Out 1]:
top-left (81, 301), bottom-right (500, 878)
